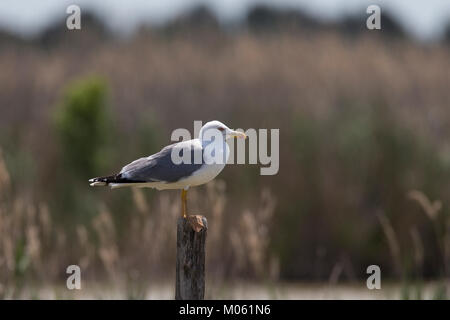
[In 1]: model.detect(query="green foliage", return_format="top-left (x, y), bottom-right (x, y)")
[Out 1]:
top-left (54, 76), bottom-right (111, 178)
top-left (51, 76), bottom-right (114, 225)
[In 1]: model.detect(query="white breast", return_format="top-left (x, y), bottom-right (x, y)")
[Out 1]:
top-left (181, 139), bottom-right (229, 187)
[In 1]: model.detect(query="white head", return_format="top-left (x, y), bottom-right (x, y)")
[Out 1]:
top-left (198, 120), bottom-right (247, 142)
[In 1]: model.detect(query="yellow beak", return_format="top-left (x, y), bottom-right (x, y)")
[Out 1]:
top-left (231, 130), bottom-right (247, 139)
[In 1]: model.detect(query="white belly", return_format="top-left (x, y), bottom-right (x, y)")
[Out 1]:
top-left (182, 163), bottom-right (226, 186)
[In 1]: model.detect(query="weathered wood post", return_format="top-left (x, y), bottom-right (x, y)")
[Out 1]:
top-left (175, 216), bottom-right (208, 300)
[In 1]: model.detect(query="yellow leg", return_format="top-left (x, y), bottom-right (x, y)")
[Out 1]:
top-left (181, 189), bottom-right (188, 218)
top-left (180, 188), bottom-right (206, 232)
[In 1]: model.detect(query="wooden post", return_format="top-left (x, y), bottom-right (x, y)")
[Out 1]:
top-left (175, 216), bottom-right (207, 300)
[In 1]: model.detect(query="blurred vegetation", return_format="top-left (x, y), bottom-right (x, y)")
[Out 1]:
top-left (0, 4), bottom-right (449, 298)
top-left (275, 103), bottom-right (450, 281)
top-left (54, 77), bottom-right (111, 178)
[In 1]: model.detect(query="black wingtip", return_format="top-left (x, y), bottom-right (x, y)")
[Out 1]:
top-left (89, 174), bottom-right (146, 187)
top-left (89, 175), bottom-right (116, 186)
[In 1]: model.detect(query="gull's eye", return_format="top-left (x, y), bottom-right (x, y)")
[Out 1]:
top-left (218, 127), bottom-right (225, 132)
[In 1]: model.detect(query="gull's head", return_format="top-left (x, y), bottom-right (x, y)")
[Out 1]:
top-left (199, 120), bottom-right (247, 141)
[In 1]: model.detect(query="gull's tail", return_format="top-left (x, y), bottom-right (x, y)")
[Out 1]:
top-left (89, 175), bottom-right (118, 187)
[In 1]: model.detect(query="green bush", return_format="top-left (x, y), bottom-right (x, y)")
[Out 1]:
top-left (54, 77), bottom-right (111, 178)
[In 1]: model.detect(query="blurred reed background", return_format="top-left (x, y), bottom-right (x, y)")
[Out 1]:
top-left (0, 4), bottom-right (450, 299)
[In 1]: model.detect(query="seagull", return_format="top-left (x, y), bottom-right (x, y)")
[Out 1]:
top-left (89, 120), bottom-right (246, 231)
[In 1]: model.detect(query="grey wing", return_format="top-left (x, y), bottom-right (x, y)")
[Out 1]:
top-left (119, 143), bottom-right (204, 183)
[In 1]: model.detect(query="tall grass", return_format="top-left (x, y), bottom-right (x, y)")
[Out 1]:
top-left (378, 190), bottom-right (450, 299)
